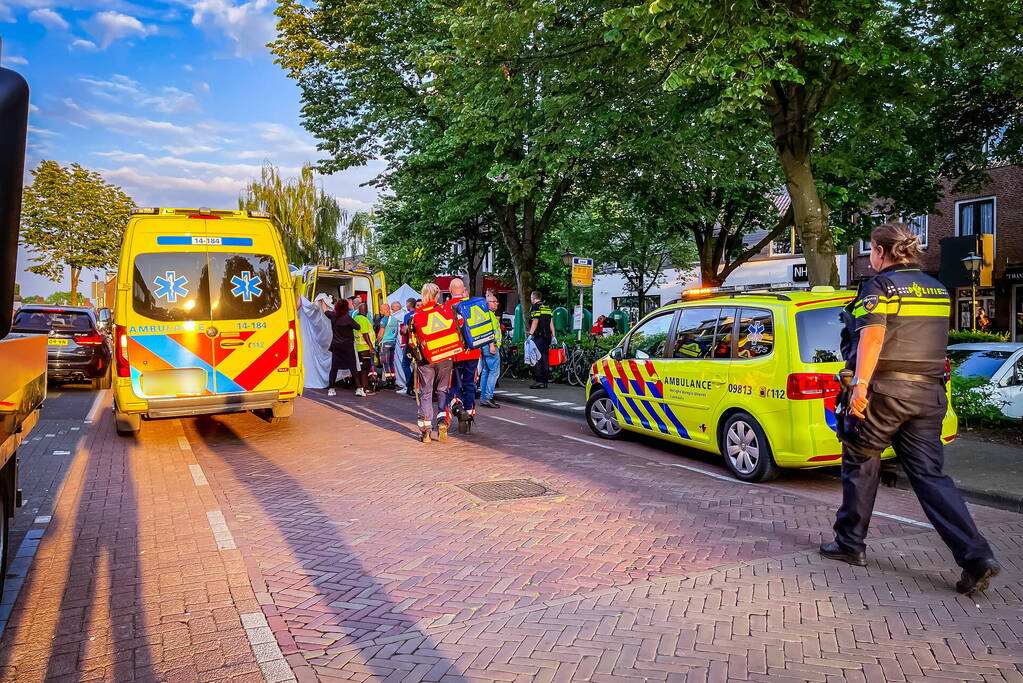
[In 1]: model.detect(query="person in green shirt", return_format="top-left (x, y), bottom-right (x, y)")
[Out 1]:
top-left (479, 293), bottom-right (503, 408)
top-left (352, 302), bottom-right (376, 396)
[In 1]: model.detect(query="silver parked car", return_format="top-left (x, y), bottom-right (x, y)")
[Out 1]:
top-left (948, 343), bottom-right (1023, 419)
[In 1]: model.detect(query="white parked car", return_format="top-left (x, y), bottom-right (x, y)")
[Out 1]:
top-left (948, 343), bottom-right (1023, 419)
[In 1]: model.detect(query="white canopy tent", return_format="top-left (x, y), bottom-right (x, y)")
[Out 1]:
top-left (387, 283), bottom-right (419, 307)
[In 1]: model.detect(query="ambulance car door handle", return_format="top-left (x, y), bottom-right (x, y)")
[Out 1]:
top-left (710, 376), bottom-right (725, 386)
top-left (220, 339), bottom-right (243, 348)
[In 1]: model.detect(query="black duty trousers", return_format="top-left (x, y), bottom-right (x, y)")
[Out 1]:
top-left (532, 336), bottom-right (550, 383)
top-left (834, 379), bottom-right (994, 568)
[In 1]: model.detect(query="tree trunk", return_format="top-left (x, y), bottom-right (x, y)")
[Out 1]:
top-left (771, 132), bottom-right (837, 287)
top-left (70, 266), bottom-right (80, 306)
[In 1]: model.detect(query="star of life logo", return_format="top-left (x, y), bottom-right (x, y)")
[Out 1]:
top-left (153, 271), bottom-right (188, 303)
top-left (230, 271), bottom-right (263, 302)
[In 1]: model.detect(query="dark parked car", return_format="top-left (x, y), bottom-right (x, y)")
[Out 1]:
top-left (11, 305), bottom-right (112, 389)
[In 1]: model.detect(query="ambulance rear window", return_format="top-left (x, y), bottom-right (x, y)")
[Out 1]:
top-left (132, 253), bottom-right (212, 322)
top-left (795, 306), bottom-right (844, 363)
top-left (209, 253), bottom-right (281, 319)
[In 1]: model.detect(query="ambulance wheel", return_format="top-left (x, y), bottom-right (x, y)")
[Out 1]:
top-left (720, 412), bottom-right (779, 482)
top-left (586, 389), bottom-right (623, 440)
top-left (115, 408), bottom-right (141, 436)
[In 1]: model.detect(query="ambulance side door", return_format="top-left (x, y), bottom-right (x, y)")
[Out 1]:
top-left (610, 310), bottom-right (678, 436)
top-left (662, 306), bottom-right (736, 445)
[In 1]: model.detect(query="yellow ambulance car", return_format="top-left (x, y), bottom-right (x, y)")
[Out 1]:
top-left (585, 286), bottom-right (958, 482)
top-left (111, 208), bottom-right (301, 434)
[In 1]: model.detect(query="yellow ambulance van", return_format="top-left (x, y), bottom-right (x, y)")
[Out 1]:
top-left (111, 208), bottom-right (302, 434)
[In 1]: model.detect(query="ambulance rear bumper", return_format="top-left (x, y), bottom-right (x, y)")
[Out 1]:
top-left (145, 390), bottom-right (280, 418)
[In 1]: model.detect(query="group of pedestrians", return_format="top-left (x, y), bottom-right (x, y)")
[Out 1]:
top-left (323, 294), bottom-right (376, 397)
top-left (408, 278), bottom-right (506, 443)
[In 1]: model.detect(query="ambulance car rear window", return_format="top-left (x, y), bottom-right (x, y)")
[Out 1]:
top-left (209, 253), bottom-right (281, 319)
top-left (13, 310), bottom-right (94, 333)
top-left (132, 253), bottom-right (212, 322)
top-left (795, 306), bottom-right (844, 363)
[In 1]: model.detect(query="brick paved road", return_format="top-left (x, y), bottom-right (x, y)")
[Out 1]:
top-left (1, 388), bottom-right (1020, 682)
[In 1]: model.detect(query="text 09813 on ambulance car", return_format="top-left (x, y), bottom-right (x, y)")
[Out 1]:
top-left (584, 285), bottom-right (958, 482)
top-left (111, 207), bottom-right (302, 435)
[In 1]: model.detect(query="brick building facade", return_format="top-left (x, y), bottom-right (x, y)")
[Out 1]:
top-left (849, 163), bottom-right (1023, 339)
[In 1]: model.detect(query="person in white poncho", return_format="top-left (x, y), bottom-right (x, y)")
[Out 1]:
top-left (296, 293), bottom-right (334, 389)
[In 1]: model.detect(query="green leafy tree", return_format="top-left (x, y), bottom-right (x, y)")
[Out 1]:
top-left (20, 161), bottom-right (133, 306)
top-left (567, 197), bottom-right (695, 318)
top-left (239, 163), bottom-right (369, 266)
top-left (274, 0), bottom-right (662, 309)
top-left (608, 0), bottom-right (1023, 285)
top-left (46, 291), bottom-right (73, 305)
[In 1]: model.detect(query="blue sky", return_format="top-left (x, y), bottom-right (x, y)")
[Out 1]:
top-left (2, 0), bottom-right (383, 298)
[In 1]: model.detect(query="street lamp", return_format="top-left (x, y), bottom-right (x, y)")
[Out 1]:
top-left (561, 249), bottom-right (575, 303)
top-left (962, 251), bottom-right (983, 331)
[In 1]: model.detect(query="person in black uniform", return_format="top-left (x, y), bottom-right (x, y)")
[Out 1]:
top-left (528, 291), bottom-right (555, 389)
top-left (820, 224), bottom-right (999, 595)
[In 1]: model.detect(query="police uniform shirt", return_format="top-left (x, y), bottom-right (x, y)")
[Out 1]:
top-left (851, 266), bottom-right (950, 378)
top-left (530, 302), bottom-right (553, 340)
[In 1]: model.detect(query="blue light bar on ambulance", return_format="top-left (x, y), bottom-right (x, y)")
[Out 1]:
top-left (132, 207), bottom-right (159, 215)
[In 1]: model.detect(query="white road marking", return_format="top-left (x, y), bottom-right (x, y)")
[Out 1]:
top-left (667, 463), bottom-right (738, 483)
top-left (178, 436), bottom-right (192, 451)
top-left (84, 389), bottom-right (106, 423)
top-left (34, 516), bottom-right (51, 524)
top-left (532, 398), bottom-right (556, 403)
top-left (240, 612), bottom-right (297, 683)
top-left (490, 416), bottom-right (526, 426)
top-left (190, 464), bottom-right (209, 487)
top-left (52, 450), bottom-right (71, 456)
top-left (571, 406), bottom-right (586, 411)
top-left (874, 511), bottom-right (933, 529)
top-left (206, 510), bottom-right (238, 550)
top-left (551, 401), bottom-right (576, 407)
top-left (562, 434), bottom-right (618, 451)
top-left (501, 392), bottom-right (523, 397)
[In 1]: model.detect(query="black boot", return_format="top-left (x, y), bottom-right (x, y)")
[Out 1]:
top-left (956, 558), bottom-right (1000, 595)
top-left (819, 541), bottom-right (867, 567)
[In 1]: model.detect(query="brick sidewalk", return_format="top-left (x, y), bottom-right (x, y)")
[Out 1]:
top-left (0, 403), bottom-right (275, 682)
top-left (1, 390), bottom-right (1020, 682)
top-left (186, 393), bottom-right (1022, 681)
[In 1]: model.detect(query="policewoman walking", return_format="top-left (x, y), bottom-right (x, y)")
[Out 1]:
top-left (820, 224), bottom-right (999, 595)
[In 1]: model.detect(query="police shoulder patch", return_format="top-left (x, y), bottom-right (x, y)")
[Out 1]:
top-left (861, 294), bottom-right (879, 312)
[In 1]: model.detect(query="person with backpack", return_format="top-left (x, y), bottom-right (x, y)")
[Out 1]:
top-left (442, 278), bottom-right (481, 433)
top-left (409, 283), bottom-right (461, 443)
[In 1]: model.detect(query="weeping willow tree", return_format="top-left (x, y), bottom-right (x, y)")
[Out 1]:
top-left (239, 163), bottom-right (369, 266)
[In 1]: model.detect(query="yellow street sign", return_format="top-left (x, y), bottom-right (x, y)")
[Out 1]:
top-left (571, 257), bottom-right (593, 287)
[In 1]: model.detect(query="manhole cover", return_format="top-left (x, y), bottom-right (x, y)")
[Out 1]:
top-left (456, 479), bottom-right (558, 502)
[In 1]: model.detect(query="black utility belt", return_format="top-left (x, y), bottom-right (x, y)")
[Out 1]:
top-left (872, 371), bottom-right (944, 385)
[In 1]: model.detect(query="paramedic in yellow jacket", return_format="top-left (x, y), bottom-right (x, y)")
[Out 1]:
top-left (409, 283), bottom-right (454, 443)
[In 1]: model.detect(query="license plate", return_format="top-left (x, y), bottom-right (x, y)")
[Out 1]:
top-left (48, 338), bottom-right (69, 346)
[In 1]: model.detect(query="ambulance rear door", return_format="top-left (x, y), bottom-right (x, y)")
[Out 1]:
top-left (206, 218), bottom-right (293, 395)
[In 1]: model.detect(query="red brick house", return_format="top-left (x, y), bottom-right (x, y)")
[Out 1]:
top-left (849, 163), bottom-right (1023, 339)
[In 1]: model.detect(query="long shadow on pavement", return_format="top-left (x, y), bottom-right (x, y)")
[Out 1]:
top-left (190, 414), bottom-right (469, 680)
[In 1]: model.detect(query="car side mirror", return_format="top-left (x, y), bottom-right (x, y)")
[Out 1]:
top-left (610, 347), bottom-right (623, 361)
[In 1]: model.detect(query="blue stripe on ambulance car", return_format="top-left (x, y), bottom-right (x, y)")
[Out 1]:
top-left (156, 236), bottom-right (254, 246)
top-left (639, 400), bottom-right (669, 435)
top-left (623, 396), bottom-right (651, 430)
top-left (131, 334), bottom-right (245, 394)
top-left (659, 404), bottom-right (690, 439)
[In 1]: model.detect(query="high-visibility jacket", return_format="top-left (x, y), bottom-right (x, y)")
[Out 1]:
top-left (443, 296), bottom-right (482, 361)
top-left (410, 302), bottom-right (464, 363)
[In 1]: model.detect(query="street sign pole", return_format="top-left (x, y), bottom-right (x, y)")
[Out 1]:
top-left (570, 257), bottom-right (594, 343)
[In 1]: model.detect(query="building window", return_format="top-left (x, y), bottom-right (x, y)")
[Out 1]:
top-left (612, 295), bottom-right (661, 324)
top-left (859, 214), bottom-right (927, 254)
top-left (771, 227), bottom-right (802, 256)
top-left (957, 198), bottom-right (995, 236)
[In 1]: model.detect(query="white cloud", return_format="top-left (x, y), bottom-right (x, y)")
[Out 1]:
top-left (70, 39), bottom-right (99, 52)
top-left (84, 10), bottom-right (156, 49)
top-left (190, 0), bottom-right (276, 57)
top-left (28, 126), bottom-right (59, 137)
top-left (6, 56), bottom-right (29, 65)
top-left (60, 98), bottom-right (198, 139)
top-left (80, 76), bottom-right (199, 114)
top-left (29, 8), bottom-right (70, 31)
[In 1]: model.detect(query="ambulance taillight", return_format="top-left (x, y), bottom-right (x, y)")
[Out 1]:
top-left (288, 320), bottom-right (298, 367)
top-left (115, 325), bottom-right (131, 377)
